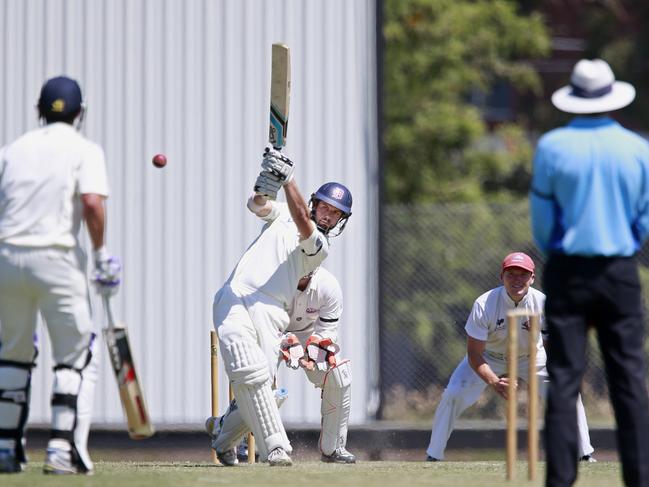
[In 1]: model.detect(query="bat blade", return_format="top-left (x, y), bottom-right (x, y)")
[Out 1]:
top-left (269, 43), bottom-right (291, 149)
top-left (104, 326), bottom-right (155, 439)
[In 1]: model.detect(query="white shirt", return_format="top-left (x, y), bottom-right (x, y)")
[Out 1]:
top-left (227, 201), bottom-right (330, 308)
top-left (0, 123), bottom-right (109, 248)
top-left (286, 267), bottom-right (342, 341)
top-left (464, 286), bottom-right (546, 356)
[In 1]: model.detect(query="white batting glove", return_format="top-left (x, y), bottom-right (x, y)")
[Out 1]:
top-left (261, 147), bottom-right (294, 185)
top-left (92, 247), bottom-right (121, 296)
top-left (254, 170), bottom-right (282, 200)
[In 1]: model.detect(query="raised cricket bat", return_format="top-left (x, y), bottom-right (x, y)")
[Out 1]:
top-left (102, 295), bottom-right (155, 439)
top-left (268, 43), bottom-right (291, 149)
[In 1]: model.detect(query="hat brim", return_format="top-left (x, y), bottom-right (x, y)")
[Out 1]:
top-left (551, 81), bottom-right (635, 114)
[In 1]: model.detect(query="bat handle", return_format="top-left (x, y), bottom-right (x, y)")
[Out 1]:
top-left (102, 294), bottom-right (116, 328)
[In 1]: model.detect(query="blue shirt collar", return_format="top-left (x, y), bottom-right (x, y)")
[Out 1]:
top-left (567, 116), bottom-right (618, 129)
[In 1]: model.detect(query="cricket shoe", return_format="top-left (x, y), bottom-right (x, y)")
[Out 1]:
top-left (215, 448), bottom-right (238, 467)
top-left (267, 447), bottom-right (292, 467)
top-left (426, 456), bottom-right (440, 462)
top-left (0, 449), bottom-right (22, 474)
top-left (43, 441), bottom-right (92, 475)
top-left (321, 447), bottom-right (356, 464)
top-left (580, 455), bottom-right (597, 463)
top-left (236, 440), bottom-right (259, 463)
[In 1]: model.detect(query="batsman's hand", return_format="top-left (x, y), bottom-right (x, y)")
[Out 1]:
top-left (261, 147), bottom-right (294, 185)
top-left (254, 170), bottom-right (282, 200)
top-left (92, 247), bottom-right (121, 296)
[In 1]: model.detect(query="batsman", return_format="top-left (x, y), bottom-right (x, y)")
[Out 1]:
top-left (211, 147), bottom-right (352, 466)
top-left (207, 266), bottom-right (355, 464)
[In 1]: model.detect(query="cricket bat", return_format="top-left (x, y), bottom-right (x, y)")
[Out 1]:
top-left (102, 295), bottom-right (155, 439)
top-left (269, 43), bottom-right (291, 149)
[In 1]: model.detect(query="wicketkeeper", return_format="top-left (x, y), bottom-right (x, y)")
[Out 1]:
top-left (207, 266), bottom-right (355, 464)
top-left (210, 147), bottom-right (352, 466)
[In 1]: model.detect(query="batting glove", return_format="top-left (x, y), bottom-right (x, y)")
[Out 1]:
top-left (92, 247), bottom-right (121, 296)
top-left (261, 147), bottom-right (294, 185)
top-left (254, 170), bottom-right (282, 200)
top-left (280, 333), bottom-right (304, 370)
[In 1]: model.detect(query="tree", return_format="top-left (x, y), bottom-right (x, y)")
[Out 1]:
top-left (383, 0), bottom-right (550, 203)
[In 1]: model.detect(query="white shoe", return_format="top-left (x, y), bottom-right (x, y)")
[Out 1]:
top-left (321, 447), bottom-right (356, 464)
top-left (580, 455), bottom-right (597, 463)
top-left (43, 444), bottom-right (92, 475)
top-left (267, 447), bottom-right (292, 467)
top-left (215, 448), bottom-right (238, 467)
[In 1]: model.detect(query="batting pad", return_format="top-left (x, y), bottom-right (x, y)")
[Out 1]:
top-left (211, 388), bottom-right (289, 453)
top-left (320, 360), bottom-right (352, 455)
top-left (224, 341), bottom-right (291, 460)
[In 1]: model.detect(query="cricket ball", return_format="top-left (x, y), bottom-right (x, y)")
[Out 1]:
top-left (152, 153), bottom-right (167, 168)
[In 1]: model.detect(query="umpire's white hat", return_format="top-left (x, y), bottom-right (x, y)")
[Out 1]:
top-left (551, 59), bottom-right (635, 114)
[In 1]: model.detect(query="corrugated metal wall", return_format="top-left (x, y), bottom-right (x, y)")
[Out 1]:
top-left (0, 0), bottom-right (379, 427)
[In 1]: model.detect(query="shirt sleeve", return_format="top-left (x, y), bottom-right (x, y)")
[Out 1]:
top-left (464, 300), bottom-right (488, 341)
top-left (313, 276), bottom-right (343, 342)
top-left (78, 142), bottom-right (109, 196)
top-left (299, 229), bottom-right (329, 259)
top-left (632, 144), bottom-right (649, 244)
top-left (530, 143), bottom-right (555, 254)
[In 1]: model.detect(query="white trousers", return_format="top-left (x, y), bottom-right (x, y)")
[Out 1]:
top-left (426, 354), bottom-right (594, 460)
top-left (0, 244), bottom-right (96, 464)
top-left (0, 245), bottom-right (94, 365)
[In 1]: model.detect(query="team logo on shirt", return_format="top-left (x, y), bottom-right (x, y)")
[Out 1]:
top-left (522, 320), bottom-right (530, 331)
top-left (306, 307), bottom-right (318, 313)
top-left (495, 318), bottom-right (505, 330)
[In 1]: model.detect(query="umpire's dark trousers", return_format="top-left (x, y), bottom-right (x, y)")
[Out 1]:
top-left (543, 255), bottom-right (649, 487)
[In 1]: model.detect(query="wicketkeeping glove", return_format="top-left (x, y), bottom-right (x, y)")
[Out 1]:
top-left (280, 333), bottom-right (304, 370)
top-left (92, 247), bottom-right (121, 296)
top-left (254, 170), bottom-right (282, 200)
top-left (305, 335), bottom-right (340, 371)
top-left (261, 147), bottom-right (294, 185)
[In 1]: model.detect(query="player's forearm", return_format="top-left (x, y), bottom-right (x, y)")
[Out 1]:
top-left (247, 194), bottom-right (272, 217)
top-left (468, 353), bottom-right (500, 386)
top-left (284, 179), bottom-right (315, 239)
top-left (82, 194), bottom-right (106, 250)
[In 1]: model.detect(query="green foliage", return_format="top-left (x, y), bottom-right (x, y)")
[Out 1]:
top-left (383, 0), bottom-right (551, 203)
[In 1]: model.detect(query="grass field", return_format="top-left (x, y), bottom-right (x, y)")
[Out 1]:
top-left (0, 460), bottom-right (624, 487)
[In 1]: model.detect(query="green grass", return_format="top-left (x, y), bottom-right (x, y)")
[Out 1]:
top-left (0, 460), bottom-right (624, 487)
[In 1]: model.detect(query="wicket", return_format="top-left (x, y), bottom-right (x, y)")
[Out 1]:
top-left (210, 330), bottom-right (256, 464)
top-left (505, 310), bottom-right (540, 481)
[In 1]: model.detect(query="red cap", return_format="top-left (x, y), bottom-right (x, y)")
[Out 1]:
top-left (501, 252), bottom-right (535, 273)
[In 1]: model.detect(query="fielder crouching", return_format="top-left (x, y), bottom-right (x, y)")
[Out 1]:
top-left (210, 147), bottom-right (352, 467)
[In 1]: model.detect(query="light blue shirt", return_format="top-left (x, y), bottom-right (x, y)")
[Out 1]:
top-left (530, 117), bottom-right (649, 256)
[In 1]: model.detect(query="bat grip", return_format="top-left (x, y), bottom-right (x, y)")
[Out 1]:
top-left (102, 294), bottom-right (116, 328)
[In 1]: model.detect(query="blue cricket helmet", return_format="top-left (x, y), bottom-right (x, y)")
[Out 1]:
top-left (309, 182), bottom-right (352, 237)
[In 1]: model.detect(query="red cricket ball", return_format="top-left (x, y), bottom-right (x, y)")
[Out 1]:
top-left (152, 153), bottom-right (167, 168)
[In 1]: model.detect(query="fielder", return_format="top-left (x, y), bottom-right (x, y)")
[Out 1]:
top-left (207, 267), bottom-right (355, 464)
top-left (211, 147), bottom-right (352, 467)
top-left (425, 252), bottom-right (596, 462)
top-left (0, 76), bottom-right (120, 474)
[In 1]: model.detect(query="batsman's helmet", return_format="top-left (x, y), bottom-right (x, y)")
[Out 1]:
top-left (37, 76), bottom-right (84, 124)
top-left (309, 182), bottom-right (352, 237)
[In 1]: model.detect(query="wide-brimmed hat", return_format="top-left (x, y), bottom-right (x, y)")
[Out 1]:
top-left (551, 59), bottom-right (635, 114)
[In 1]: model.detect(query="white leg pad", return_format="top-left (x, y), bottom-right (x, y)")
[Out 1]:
top-left (210, 388), bottom-right (289, 453)
top-left (223, 341), bottom-right (291, 460)
top-left (319, 360), bottom-right (352, 455)
top-left (0, 365), bottom-right (31, 453)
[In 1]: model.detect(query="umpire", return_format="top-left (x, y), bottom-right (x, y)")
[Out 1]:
top-left (531, 59), bottom-right (649, 487)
